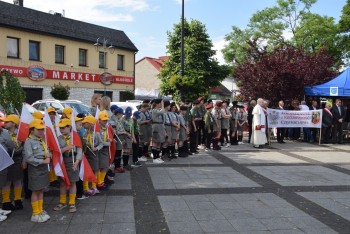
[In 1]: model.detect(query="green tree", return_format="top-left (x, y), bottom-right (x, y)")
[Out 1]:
top-left (0, 71), bottom-right (25, 114)
top-left (159, 18), bottom-right (229, 100)
top-left (50, 82), bottom-right (70, 100)
top-left (338, 0), bottom-right (350, 65)
top-left (223, 0), bottom-right (340, 65)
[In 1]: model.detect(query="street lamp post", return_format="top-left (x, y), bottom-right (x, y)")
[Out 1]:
top-left (94, 37), bottom-right (115, 96)
top-left (179, 0), bottom-right (185, 100)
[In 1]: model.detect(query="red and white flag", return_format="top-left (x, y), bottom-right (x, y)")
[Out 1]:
top-left (0, 144), bottom-right (14, 171)
top-left (107, 124), bottom-right (116, 164)
top-left (17, 104), bottom-right (33, 142)
top-left (72, 109), bottom-right (96, 183)
top-left (44, 110), bottom-right (71, 187)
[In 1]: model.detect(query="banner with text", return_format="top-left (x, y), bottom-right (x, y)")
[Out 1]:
top-left (267, 108), bottom-right (322, 128)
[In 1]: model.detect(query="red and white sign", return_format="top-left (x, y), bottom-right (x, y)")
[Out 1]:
top-left (0, 65), bottom-right (134, 85)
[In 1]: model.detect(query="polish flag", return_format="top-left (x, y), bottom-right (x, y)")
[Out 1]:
top-left (107, 124), bottom-right (116, 164)
top-left (54, 114), bottom-right (61, 137)
top-left (44, 110), bottom-right (71, 187)
top-left (17, 104), bottom-right (33, 142)
top-left (0, 144), bottom-right (14, 171)
top-left (72, 109), bottom-right (96, 183)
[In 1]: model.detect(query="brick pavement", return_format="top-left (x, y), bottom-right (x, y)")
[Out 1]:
top-left (1, 141), bottom-right (350, 233)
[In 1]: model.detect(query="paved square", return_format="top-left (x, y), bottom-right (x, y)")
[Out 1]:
top-left (290, 151), bottom-right (350, 163)
top-left (113, 172), bottom-right (132, 190)
top-left (298, 192), bottom-right (350, 221)
top-left (270, 142), bottom-right (328, 151)
top-left (221, 151), bottom-right (308, 164)
top-left (248, 165), bottom-right (350, 186)
top-left (159, 193), bottom-right (336, 233)
top-left (147, 153), bottom-right (223, 165)
top-left (149, 167), bottom-right (261, 189)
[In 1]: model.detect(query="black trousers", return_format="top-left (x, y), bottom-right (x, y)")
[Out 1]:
top-left (230, 129), bottom-right (238, 144)
top-left (205, 129), bottom-right (213, 149)
top-left (277, 128), bottom-right (285, 142)
top-left (220, 129), bottom-right (229, 145)
top-left (189, 129), bottom-right (198, 152)
top-left (198, 120), bottom-right (206, 145)
top-left (322, 126), bottom-right (332, 143)
top-left (132, 133), bottom-right (140, 163)
top-left (332, 122), bottom-right (343, 143)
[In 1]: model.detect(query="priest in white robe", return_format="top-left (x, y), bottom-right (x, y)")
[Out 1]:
top-left (251, 98), bottom-right (267, 148)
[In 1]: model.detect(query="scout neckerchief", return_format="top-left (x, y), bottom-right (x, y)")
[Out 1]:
top-left (127, 118), bottom-right (133, 134)
top-left (133, 119), bottom-right (139, 133)
top-left (86, 131), bottom-right (93, 147)
top-left (101, 126), bottom-right (108, 142)
top-left (9, 130), bottom-right (19, 148)
top-left (29, 134), bottom-right (48, 158)
top-left (62, 135), bottom-right (71, 146)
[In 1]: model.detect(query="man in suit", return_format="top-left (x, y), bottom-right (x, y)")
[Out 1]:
top-left (309, 100), bottom-right (319, 143)
top-left (247, 100), bottom-right (256, 143)
top-left (331, 99), bottom-right (346, 144)
top-left (322, 103), bottom-right (333, 144)
top-left (276, 100), bottom-right (285, 143)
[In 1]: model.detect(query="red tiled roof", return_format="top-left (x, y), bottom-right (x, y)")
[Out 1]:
top-left (136, 56), bottom-right (168, 71)
top-left (210, 85), bottom-right (231, 95)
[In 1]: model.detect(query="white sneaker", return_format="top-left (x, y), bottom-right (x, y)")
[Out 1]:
top-left (240, 142), bottom-right (245, 145)
top-left (0, 214), bottom-right (7, 222)
top-left (225, 143), bottom-right (230, 147)
top-left (0, 209), bottom-right (12, 216)
top-left (138, 156), bottom-right (148, 162)
top-left (198, 145), bottom-right (205, 150)
top-left (40, 212), bottom-right (50, 221)
top-left (31, 214), bottom-right (46, 223)
top-left (153, 158), bottom-right (164, 164)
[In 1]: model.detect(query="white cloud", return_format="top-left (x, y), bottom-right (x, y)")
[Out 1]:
top-left (212, 36), bottom-right (228, 65)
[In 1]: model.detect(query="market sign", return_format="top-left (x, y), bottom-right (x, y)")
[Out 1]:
top-left (99, 72), bottom-right (114, 86)
top-left (0, 65), bottom-right (133, 85)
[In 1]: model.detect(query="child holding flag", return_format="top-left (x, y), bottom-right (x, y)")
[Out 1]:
top-left (82, 116), bottom-right (103, 196)
top-left (97, 111), bottom-right (112, 190)
top-left (1, 115), bottom-right (24, 210)
top-left (54, 118), bottom-right (82, 213)
top-left (23, 119), bottom-right (51, 223)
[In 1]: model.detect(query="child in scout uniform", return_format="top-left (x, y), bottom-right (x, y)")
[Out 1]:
top-left (169, 102), bottom-right (180, 158)
top-left (162, 101), bottom-right (172, 161)
top-left (178, 105), bottom-right (189, 158)
top-left (122, 107), bottom-right (135, 171)
top-left (82, 116), bottom-right (103, 196)
top-left (97, 111), bottom-right (112, 190)
top-left (23, 119), bottom-right (51, 223)
top-left (151, 99), bottom-right (165, 164)
top-left (190, 100), bottom-right (201, 154)
top-left (132, 111), bottom-right (143, 167)
top-left (211, 102), bottom-right (222, 150)
top-left (0, 122), bottom-right (15, 220)
top-left (1, 115), bottom-right (24, 210)
top-left (139, 104), bottom-right (152, 161)
top-left (237, 105), bottom-right (247, 144)
top-left (204, 103), bottom-right (214, 151)
top-left (114, 107), bottom-right (126, 173)
top-left (62, 107), bottom-right (73, 119)
top-left (229, 105), bottom-right (238, 145)
top-left (54, 118), bottom-right (82, 213)
top-left (220, 102), bottom-right (231, 147)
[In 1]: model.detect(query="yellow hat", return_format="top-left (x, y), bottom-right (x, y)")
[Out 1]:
top-left (74, 116), bottom-right (83, 122)
top-left (47, 107), bottom-right (56, 113)
top-left (98, 111), bottom-right (109, 121)
top-left (62, 107), bottom-right (73, 118)
top-left (32, 111), bottom-right (44, 120)
top-left (57, 118), bottom-right (71, 128)
top-left (82, 116), bottom-right (97, 125)
top-left (1, 114), bottom-right (20, 125)
top-left (29, 119), bottom-right (46, 129)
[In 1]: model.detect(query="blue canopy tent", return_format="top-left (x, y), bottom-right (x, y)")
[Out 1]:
top-left (304, 68), bottom-right (350, 97)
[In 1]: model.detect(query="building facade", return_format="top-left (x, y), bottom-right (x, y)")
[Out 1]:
top-left (0, 1), bottom-right (138, 104)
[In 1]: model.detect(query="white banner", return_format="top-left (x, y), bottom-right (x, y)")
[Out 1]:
top-left (267, 108), bottom-right (322, 128)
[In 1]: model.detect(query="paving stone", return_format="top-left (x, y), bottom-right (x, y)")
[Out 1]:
top-left (186, 201), bottom-right (216, 210)
top-left (191, 209), bottom-right (226, 221)
top-left (198, 219), bottom-right (236, 233)
top-left (103, 211), bottom-right (134, 223)
top-left (228, 218), bottom-right (268, 231)
top-left (167, 221), bottom-right (204, 233)
top-left (65, 224), bottom-right (102, 234)
top-left (291, 151), bottom-right (350, 163)
top-left (70, 212), bottom-right (105, 224)
top-left (163, 210), bottom-right (196, 222)
top-left (101, 223), bottom-right (136, 234)
top-left (260, 217), bottom-right (298, 230)
top-left (27, 224), bottom-right (68, 234)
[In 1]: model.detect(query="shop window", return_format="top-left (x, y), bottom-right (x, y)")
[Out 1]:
top-left (117, 54), bottom-right (124, 70)
top-left (79, 48), bottom-right (87, 66)
top-left (7, 37), bottom-right (19, 58)
top-left (94, 90), bottom-right (112, 101)
top-left (55, 45), bottom-right (65, 64)
top-left (99, 52), bottom-right (106, 68)
top-left (29, 40), bottom-right (40, 61)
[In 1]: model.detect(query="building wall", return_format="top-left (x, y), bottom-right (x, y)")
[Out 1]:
top-left (135, 59), bottom-right (161, 90)
top-left (0, 27), bottom-right (135, 103)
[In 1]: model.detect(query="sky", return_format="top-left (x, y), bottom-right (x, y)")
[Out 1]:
top-left (2, 0), bottom-right (347, 64)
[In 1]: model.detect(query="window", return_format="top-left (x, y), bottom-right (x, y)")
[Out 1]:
top-left (117, 54), bottom-right (124, 70)
top-left (55, 45), bottom-right (65, 64)
top-left (7, 37), bottom-right (19, 58)
top-left (79, 48), bottom-right (87, 66)
top-left (29, 40), bottom-right (40, 61)
top-left (99, 52), bottom-right (106, 68)
top-left (94, 90), bottom-right (112, 101)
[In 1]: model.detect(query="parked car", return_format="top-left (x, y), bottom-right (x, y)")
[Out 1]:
top-left (110, 102), bottom-right (141, 114)
top-left (32, 99), bottom-right (89, 115)
top-left (60, 100), bottom-right (90, 115)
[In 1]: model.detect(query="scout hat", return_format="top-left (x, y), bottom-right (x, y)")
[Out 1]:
top-left (62, 107), bottom-right (73, 119)
top-left (29, 119), bottom-right (46, 129)
top-left (215, 101), bottom-right (222, 107)
top-left (205, 103), bottom-right (213, 109)
top-left (82, 116), bottom-right (97, 125)
top-left (98, 111), bottom-right (109, 121)
top-left (57, 118), bottom-right (71, 127)
top-left (115, 108), bottom-right (124, 115)
top-left (47, 108), bottom-right (56, 114)
top-left (133, 111), bottom-right (141, 119)
top-left (125, 107), bottom-right (132, 117)
top-left (197, 97), bottom-right (203, 101)
top-left (74, 116), bottom-right (83, 122)
top-left (32, 111), bottom-right (44, 120)
top-left (1, 114), bottom-right (20, 125)
top-left (193, 100), bottom-right (200, 105)
top-left (110, 105), bottom-right (119, 113)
